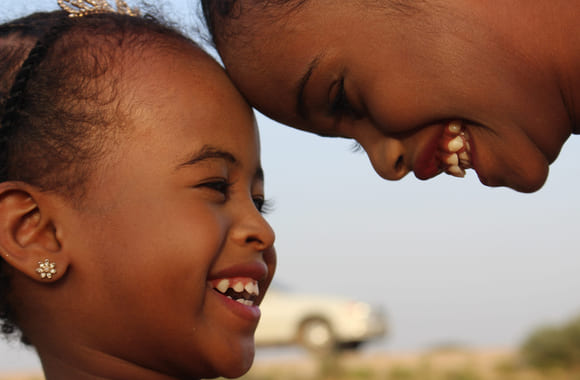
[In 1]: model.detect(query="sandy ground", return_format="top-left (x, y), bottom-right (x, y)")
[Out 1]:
top-left (244, 347), bottom-right (515, 378)
top-left (0, 347), bottom-right (515, 380)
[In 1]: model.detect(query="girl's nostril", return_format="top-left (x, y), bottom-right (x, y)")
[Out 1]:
top-left (395, 155), bottom-right (404, 171)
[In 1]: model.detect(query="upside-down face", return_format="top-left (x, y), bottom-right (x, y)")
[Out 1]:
top-left (215, 0), bottom-right (574, 192)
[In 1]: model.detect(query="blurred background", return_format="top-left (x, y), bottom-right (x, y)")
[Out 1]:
top-left (2, 0), bottom-right (580, 378)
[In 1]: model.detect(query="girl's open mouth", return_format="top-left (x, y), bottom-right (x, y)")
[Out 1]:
top-left (210, 277), bottom-right (260, 306)
top-left (413, 120), bottom-right (474, 181)
top-left (438, 120), bottom-right (472, 178)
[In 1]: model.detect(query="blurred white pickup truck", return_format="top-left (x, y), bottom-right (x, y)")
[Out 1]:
top-left (255, 285), bottom-right (387, 353)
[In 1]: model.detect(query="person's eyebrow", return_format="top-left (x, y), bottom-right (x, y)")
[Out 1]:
top-left (177, 145), bottom-right (238, 169)
top-left (296, 53), bottom-right (324, 120)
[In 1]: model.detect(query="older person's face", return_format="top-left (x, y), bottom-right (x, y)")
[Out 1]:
top-left (217, 0), bottom-right (572, 192)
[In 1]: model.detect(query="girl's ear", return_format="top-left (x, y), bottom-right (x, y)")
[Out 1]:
top-left (0, 182), bottom-right (69, 282)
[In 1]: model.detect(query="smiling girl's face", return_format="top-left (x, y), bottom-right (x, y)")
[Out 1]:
top-left (212, 0), bottom-right (574, 192)
top-left (36, 42), bottom-right (276, 379)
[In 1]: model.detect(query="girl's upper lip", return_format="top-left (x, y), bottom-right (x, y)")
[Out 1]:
top-left (208, 261), bottom-right (269, 282)
top-left (412, 124), bottom-right (447, 180)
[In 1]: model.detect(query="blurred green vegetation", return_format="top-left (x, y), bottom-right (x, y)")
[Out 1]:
top-left (520, 314), bottom-right (580, 371)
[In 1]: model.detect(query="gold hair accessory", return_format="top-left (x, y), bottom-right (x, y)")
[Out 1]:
top-left (36, 259), bottom-right (57, 280)
top-left (57, 0), bottom-right (139, 18)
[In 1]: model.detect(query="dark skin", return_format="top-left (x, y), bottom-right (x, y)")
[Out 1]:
top-left (212, 0), bottom-right (580, 192)
top-left (0, 41), bottom-right (275, 380)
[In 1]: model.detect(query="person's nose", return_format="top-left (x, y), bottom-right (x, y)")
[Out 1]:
top-left (231, 202), bottom-right (276, 252)
top-left (361, 136), bottom-right (409, 180)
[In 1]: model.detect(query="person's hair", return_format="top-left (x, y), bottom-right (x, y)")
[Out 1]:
top-left (0, 9), bottom-right (199, 343)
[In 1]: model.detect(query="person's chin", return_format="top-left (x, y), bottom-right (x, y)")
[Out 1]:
top-left (213, 337), bottom-right (256, 379)
top-left (476, 164), bottom-right (548, 193)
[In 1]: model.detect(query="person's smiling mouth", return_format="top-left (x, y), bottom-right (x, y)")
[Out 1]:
top-left (210, 277), bottom-right (260, 306)
top-left (414, 120), bottom-right (473, 181)
top-left (438, 120), bottom-right (473, 178)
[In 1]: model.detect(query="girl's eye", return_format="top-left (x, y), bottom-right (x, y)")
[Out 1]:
top-left (197, 179), bottom-right (232, 199)
top-left (329, 77), bottom-right (361, 119)
top-left (253, 196), bottom-right (273, 214)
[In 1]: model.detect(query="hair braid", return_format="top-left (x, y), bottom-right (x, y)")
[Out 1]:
top-left (0, 15), bottom-right (71, 181)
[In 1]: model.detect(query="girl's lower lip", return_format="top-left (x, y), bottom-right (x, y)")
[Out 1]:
top-left (414, 125), bottom-right (445, 180)
top-left (211, 288), bottom-right (261, 323)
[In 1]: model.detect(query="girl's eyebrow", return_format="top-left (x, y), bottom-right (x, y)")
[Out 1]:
top-left (177, 145), bottom-right (238, 169)
top-left (178, 145), bottom-right (265, 183)
top-left (296, 53), bottom-right (324, 119)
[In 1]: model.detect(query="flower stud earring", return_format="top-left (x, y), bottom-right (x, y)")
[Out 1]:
top-left (36, 259), bottom-right (57, 280)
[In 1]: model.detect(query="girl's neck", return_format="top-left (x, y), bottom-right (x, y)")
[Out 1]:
top-left (39, 346), bottom-right (196, 380)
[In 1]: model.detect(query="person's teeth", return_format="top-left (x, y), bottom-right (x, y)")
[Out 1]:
top-left (447, 165), bottom-right (466, 178)
top-left (444, 153), bottom-right (459, 166)
top-left (233, 282), bottom-right (244, 292)
top-left (234, 298), bottom-right (254, 306)
top-left (458, 151), bottom-right (472, 168)
top-left (447, 136), bottom-right (464, 152)
top-left (245, 281), bottom-right (259, 296)
top-left (447, 121), bottom-right (462, 134)
top-left (216, 279), bottom-right (229, 293)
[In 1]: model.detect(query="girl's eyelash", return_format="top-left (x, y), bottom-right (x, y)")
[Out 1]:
top-left (199, 179), bottom-right (232, 195)
top-left (198, 180), bottom-right (273, 213)
top-left (254, 197), bottom-right (274, 214)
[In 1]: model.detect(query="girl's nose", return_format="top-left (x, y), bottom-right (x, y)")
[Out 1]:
top-left (363, 137), bottom-right (409, 180)
top-left (231, 206), bottom-right (276, 251)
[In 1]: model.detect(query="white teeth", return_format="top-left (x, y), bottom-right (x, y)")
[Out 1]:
top-left (244, 281), bottom-right (259, 296)
top-left (233, 282), bottom-right (244, 292)
top-left (235, 298), bottom-right (254, 306)
top-left (447, 136), bottom-right (464, 153)
top-left (444, 153), bottom-right (459, 166)
top-left (448, 121), bottom-right (462, 134)
top-left (213, 278), bottom-right (259, 303)
top-left (458, 151), bottom-right (472, 168)
top-left (437, 121), bottom-right (472, 178)
top-left (447, 165), bottom-right (466, 178)
top-left (216, 279), bottom-right (230, 293)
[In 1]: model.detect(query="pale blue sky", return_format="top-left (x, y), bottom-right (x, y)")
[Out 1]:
top-left (2, 0), bottom-right (580, 372)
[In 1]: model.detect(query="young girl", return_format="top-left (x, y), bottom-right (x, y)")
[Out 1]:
top-left (201, 0), bottom-right (580, 193)
top-left (0, 2), bottom-right (276, 379)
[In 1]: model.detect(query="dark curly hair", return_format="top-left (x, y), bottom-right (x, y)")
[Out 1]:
top-left (0, 8), bottom-right (199, 343)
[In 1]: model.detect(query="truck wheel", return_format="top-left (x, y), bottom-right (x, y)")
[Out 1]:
top-left (299, 318), bottom-right (335, 353)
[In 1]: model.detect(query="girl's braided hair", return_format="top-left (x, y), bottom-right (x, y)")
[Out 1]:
top-left (0, 9), bottom-right (196, 343)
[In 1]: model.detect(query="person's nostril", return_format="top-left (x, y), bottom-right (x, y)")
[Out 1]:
top-left (395, 155), bottom-right (404, 171)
